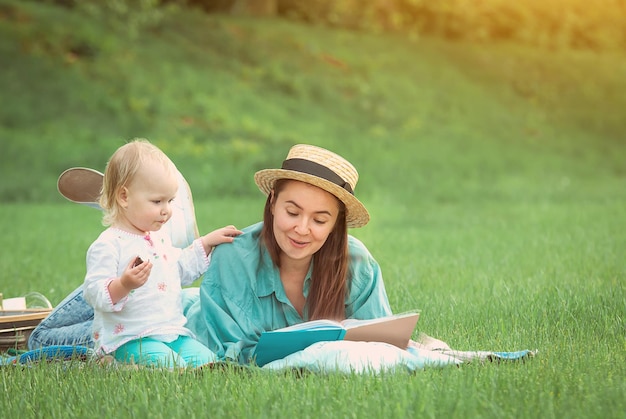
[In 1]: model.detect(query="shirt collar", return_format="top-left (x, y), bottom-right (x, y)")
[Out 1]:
top-left (255, 248), bottom-right (313, 299)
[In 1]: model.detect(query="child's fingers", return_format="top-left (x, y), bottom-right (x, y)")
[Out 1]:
top-left (223, 226), bottom-right (243, 236)
top-left (127, 256), bottom-right (150, 273)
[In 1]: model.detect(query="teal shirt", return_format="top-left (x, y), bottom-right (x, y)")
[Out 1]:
top-left (185, 222), bottom-right (392, 364)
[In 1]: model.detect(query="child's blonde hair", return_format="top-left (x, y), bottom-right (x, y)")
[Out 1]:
top-left (99, 139), bottom-right (177, 226)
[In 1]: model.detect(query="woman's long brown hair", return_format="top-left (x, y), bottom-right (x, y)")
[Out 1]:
top-left (260, 179), bottom-right (349, 321)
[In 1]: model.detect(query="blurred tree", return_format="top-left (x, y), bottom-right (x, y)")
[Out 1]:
top-left (24, 0), bottom-right (626, 50)
top-left (230, 0), bottom-right (277, 16)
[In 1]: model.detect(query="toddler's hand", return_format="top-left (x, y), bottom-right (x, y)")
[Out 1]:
top-left (120, 257), bottom-right (152, 290)
top-left (201, 225), bottom-right (243, 253)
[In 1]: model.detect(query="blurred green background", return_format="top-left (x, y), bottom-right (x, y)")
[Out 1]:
top-left (1, 0), bottom-right (625, 206)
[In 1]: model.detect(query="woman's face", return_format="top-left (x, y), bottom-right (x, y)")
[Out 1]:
top-left (271, 180), bottom-right (340, 266)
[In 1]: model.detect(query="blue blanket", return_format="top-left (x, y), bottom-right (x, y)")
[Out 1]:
top-left (1, 345), bottom-right (93, 366)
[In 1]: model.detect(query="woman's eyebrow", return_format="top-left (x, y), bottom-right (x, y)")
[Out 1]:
top-left (285, 199), bottom-right (302, 209)
top-left (285, 200), bottom-right (333, 216)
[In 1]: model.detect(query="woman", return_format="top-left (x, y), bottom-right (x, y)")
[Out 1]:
top-left (184, 144), bottom-right (396, 363)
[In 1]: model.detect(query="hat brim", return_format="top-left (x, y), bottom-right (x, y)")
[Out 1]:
top-left (254, 169), bottom-right (370, 228)
top-left (57, 167), bottom-right (103, 210)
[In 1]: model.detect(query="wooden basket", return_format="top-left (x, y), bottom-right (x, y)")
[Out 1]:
top-left (0, 309), bottom-right (52, 351)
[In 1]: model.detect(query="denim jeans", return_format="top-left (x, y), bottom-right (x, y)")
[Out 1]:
top-left (28, 285), bottom-right (94, 349)
top-left (28, 286), bottom-right (201, 350)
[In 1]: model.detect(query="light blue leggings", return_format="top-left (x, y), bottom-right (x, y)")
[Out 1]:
top-left (113, 335), bottom-right (216, 368)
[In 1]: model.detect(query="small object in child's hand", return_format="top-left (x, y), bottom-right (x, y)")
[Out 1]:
top-left (133, 256), bottom-right (144, 267)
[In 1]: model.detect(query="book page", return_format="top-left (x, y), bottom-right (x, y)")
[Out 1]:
top-left (343, 312), bottom-right (420, 349)
top-left (340, 311), bottom-right (419, 328)
top-left (273, 318), bottom-right (344, 332)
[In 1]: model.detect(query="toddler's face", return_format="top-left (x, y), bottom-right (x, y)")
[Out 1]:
top-left (117, 160), bottom-right (179, 235)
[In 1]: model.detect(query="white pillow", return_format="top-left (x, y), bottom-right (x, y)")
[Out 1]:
top-left (262, 340), bottom-right (460, 374)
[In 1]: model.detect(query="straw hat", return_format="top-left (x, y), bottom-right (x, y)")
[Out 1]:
top-left (254, 144), bottom-right (370, 228)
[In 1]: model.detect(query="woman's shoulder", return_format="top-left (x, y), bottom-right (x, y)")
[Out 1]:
top-left (204, 222), bottom-right (268, 294)
top-left (211, 221), bottom-right (263, 259)
top-left (347, 234), bottom-right (380, 279)
top-left (347, 234), bottom-right (373, 258)
top-left (344, 236), bottom-right (388, 310)
top-left (241, 221), bottom-right (263, 236)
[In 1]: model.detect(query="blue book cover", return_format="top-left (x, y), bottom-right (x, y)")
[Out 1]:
top-left (255, 324), bottom-right (347, 367)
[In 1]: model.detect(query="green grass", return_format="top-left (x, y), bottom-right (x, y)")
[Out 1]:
top-left (1, 1), bottom-right (625, 418)
top-left (1, 196), bottom-right (624, 418)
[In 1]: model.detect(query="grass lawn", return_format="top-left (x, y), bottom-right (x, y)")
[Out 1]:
top-left (1, 187), bottom-right (624, 418)
top-left (0, 1), bottom-right (625, 418)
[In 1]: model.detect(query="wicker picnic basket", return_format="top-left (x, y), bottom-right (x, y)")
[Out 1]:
top-left (1, 293), bottom-right (53, 351)
top-left (0, 310), bottom-right (52, 351)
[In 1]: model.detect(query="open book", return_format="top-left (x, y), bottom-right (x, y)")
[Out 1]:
top-left (254, 311), bottom-right (420, 367)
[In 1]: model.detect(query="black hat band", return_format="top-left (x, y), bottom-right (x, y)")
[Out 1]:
top-left (281, 158), bottom-right (354, 195)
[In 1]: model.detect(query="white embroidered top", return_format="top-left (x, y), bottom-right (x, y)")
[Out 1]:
top-left (83, 227), bottom-right (209, 355)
